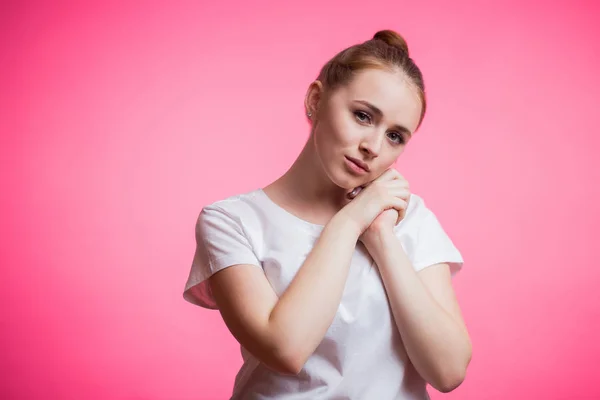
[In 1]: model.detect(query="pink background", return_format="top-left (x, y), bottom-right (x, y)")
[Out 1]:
top-left (1, 1), bottom-right (599, 399)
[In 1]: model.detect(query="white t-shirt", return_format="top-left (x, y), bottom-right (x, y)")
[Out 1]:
top-left (183, 188), bottom-right (464, 400)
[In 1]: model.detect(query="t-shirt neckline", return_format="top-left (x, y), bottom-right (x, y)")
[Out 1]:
top-left (254, 188), bottom-right (326, 235)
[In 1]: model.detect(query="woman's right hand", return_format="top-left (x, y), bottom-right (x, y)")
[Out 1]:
top-left (339, 168), bottom-right (409, 234)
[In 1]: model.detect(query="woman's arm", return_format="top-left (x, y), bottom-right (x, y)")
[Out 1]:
top-left (208, 211), bottom-right (361, 375)
top-left (363, 230), bottom-right (472, 393)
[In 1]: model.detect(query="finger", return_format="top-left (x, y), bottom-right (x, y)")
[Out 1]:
top-left (349, 170), bottom-right (408, 199)
top-left (346, 188), bottom-right (359, 200)
top-left (395, 194), bottom-right (412, 225)
top-left (385, 197), bottom-right (408, 212)
top-left (389, 190), bottom-right (411, 202)
top-left (350, 180), bottom-right (408, 201)
top-left (386, 197), bottom-right (408, 224)
top-left (396, 209), bottom-right (405, 225)
top-left (373, 168), bottom-right (398, 182)
top-left (374, 168), bottom-right (407, 184)
top-left (383, 179), bottom-right (410, 191)
top-left (346, 185), bottom-right (366, 200)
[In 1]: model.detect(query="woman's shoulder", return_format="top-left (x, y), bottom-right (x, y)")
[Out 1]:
top-left (203, 188), bottom-right (262, 212)
top-left (197, 188), bottom-right (268, 231)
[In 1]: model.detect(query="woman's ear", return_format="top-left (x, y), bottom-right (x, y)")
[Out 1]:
top-left (304, 80), bottom-right (324, 118)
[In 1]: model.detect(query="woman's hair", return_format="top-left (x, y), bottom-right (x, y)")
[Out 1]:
top-left (317, 29), bottom-right (426, 128)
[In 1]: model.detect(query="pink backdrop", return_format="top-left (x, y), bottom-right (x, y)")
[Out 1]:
top-left (1, 1), bottom-right (599, 399)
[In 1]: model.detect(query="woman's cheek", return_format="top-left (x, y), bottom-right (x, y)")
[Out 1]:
top-left (336, 120), bottom-right (359, 145)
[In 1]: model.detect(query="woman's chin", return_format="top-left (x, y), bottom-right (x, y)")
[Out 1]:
top-left (323, 164), bottom-right (368, 192)
top-left (331, 174), bottom-right (364, 192)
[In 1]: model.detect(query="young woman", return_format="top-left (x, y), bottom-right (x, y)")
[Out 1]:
top-left (183, 29), bottom-right (472, 399)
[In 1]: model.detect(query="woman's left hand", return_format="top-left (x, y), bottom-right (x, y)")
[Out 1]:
top-left (351, 169), bottom-right (411, 247)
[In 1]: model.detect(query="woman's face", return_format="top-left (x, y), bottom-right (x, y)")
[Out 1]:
top-left (308, 68), bottom-right (422, 190)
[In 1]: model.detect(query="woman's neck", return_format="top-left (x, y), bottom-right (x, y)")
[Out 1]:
top-left (263, 138), bottom-right (349, 225)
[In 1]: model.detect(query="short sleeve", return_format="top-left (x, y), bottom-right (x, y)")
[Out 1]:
top-left (412, 204), bottom-right (464, 277)
top-left (183, 205), bottom-right (262, 309)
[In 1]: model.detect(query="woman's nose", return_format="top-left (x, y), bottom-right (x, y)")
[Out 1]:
top-left (359, 132), bottom-right (384, 158)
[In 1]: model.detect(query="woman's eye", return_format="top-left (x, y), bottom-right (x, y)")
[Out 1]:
top-left (354, 111), bottom-right (371, 123)
top-left (388, 132), bottom-right (405, 144)
top-left (354, 110), bottom-right (405, 145)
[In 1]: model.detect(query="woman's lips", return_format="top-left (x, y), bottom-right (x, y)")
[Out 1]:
top-left (345, 156), bottom-right (369, 175)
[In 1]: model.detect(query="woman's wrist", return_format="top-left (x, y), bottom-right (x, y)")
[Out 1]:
top-left (329, 209), bottom-right (362, 241)
top-left (362, 228), bottom-right (397, 252)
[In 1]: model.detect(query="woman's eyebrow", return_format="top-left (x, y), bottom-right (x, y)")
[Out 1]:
top-left (354, 99), bottom-right (412, 136)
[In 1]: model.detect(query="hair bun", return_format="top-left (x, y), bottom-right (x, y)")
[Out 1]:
top-left (373, 30), bottom-right (409, 56)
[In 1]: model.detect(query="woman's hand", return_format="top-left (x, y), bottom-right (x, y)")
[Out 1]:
top-left (345, 168), bottom-right (411, 247)
top-left (340, 168), bottom-right (411, 237)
